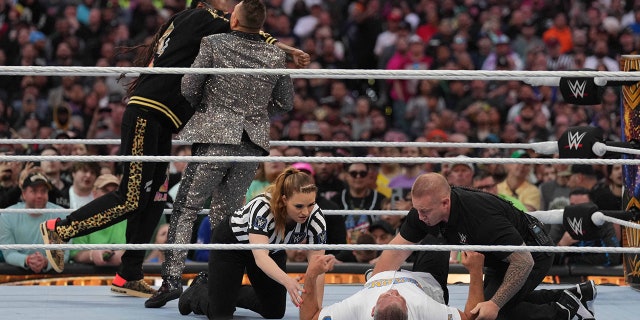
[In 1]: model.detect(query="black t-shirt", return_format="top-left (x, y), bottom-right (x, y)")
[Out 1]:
top-left (400, 187), bottom-right (543, 269)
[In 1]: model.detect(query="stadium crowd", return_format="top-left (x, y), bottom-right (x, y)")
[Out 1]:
top-left (0, 0), bottom-right (633, 269)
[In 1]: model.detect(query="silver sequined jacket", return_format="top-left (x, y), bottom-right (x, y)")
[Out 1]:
top-left (180, 31), bottom-right (293, 152)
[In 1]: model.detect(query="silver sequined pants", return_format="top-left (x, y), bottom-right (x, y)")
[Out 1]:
top-left (162, 141), bottom-right (261, 277)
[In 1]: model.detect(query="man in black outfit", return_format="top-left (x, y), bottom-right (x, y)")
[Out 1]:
top-left (373, 173), bottom-right (597, 320)
top-left (40, 0), bottom-right (309, 298)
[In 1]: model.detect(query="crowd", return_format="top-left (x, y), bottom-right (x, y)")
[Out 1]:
top-left (0, 0), bottom-right (632, 270)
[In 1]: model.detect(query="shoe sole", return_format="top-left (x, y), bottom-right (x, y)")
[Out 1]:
top-left (39, 223), bottom-right (64, 273)
top-left (145, 289), bottom-right (183, 308)
top-left (110, 285), bottom-right (154, 298)
top-left (583, 280), bottom-right (597, 314)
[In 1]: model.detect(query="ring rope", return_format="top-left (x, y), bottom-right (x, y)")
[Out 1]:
top-left (0, 138), bottom-right (553, 150)
top-left (2, 243), bottom-right (640, 254)
top-left (4, 208), bottom-right (640, 227)
top-left (0, 208), bottom-right (407, 216)
top-left (1, 154), bottom-right (639, 165)
top-left (1, 66), bottom-right (640, 81)
top-left (594, 214), bottom-right (640, 229)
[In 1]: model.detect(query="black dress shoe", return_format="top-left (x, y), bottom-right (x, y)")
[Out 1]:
top-left (144, 276), bottom-right (183, 308)
top-left (179, 272), bottom-right (208, 315)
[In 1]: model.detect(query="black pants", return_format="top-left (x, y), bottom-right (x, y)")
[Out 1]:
top-left (486, 253), bottom-right (568, 320)
top-left (56, 106), bottom-right (172, 280)
top-left (194, 216), bottom-right (287, 319)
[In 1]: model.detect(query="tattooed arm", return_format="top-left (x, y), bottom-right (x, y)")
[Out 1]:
top-left (469, 244), bottom-right (533, 320)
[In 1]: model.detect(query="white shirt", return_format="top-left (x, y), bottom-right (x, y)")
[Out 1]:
top-left (318, 270), bottom-right (461, 320)
top-left (69, 187), bottom-right (94, 209)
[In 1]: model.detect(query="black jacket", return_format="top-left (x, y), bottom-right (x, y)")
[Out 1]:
top-left (129, 8), bottom-right (231, 133)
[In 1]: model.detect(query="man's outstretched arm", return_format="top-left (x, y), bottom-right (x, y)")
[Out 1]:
top-left (300, 255), bottom-right (335, 320)
top-left (460, 251), bottom-right (485, 320)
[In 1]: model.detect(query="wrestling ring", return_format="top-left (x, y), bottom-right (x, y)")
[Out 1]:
top-left (2, 66), bottom-right (640, 319)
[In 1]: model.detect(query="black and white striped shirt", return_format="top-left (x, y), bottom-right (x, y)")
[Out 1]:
top-left (230, 194), bottom-right (327, 251)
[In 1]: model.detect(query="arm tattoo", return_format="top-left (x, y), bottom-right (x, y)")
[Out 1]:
top-left (490, 248), bottom-right (534, 308)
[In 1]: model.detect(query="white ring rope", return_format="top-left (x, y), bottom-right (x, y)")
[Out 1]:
top-left (0, 208), bottom-right (406, 216)
top-left (4, 208), bottom-right (640, 228)
top-left (0, 138), bottom-right (554, 151)
top-left (2, 154), bottom-right (640, 165)
top-left (5, 140), bottom-right (640, 157)
top-left (1, 66), bottom-right (640, 82)
top-left (2, 243), bottom-right (640, 254)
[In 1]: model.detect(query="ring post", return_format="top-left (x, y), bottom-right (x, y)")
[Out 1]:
top-left (620, 55), bottom-right (640, 290)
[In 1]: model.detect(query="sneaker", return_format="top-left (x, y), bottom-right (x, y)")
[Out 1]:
top-left (179, 272), bottom-right (208, 316)
top-left (145, 276), bottom-right (183, 308)
top-left (556, 290), bottom-right (595, 320)
top-left (568, 280), bottom-right (597, 314)
top-left (39, 219), bottom-right (66, 273)
top-left (110, 274), bottom-right (157, 298)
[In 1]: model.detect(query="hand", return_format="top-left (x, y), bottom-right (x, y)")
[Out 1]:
top-left (307, 255), bottom-right (336, 275)
top-left (460, 251), bottom-right (484, 271)
top-left (558, 232), bottom-right (578, 247)
top-left (283, 275), bottom-right (305, 307)
top-left (291, 49), bottom-right (310, 68)
top-left (471, 300), bottom-right (500, 320)
top-left (26, 252), bottom-right (48, 273)
top-left (91, 250), bottom-right (113, 266)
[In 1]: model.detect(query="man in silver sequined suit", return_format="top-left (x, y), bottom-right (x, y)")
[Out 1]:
top-left (148, 0), bottom-right (295, 309)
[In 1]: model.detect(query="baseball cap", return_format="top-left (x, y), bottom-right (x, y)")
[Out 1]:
top-left (290, 162), bottom-right (315, 176)
top-left (451, 155), bottom-right (475, 173)
top-left (510, 149), bottom-right (530, 158)
top-left (426, 129), bottom-right (448, 141)
top-left (493, 34), bottom-right (510, 45)
top-left (300, 121), bottom-right (321, 136)
top-left (29, 30), bottom-right (46, 43)
top-left (369, 220), bottom-right (395, 235)
top-left (22, 172), bottom-right (52, 190)
top-left (94, 174), bottom-right (120, 189)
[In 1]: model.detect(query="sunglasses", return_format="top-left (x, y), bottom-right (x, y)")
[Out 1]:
top-left (348, 170), bottom-right (368, 178)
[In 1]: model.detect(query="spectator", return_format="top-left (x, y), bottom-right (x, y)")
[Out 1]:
top-left (333, 233), bottom-right (377, 263)
top-left (310, 147), bottom-right (344, 201)
top-left (368, 219), bottom-right (394, 245)
top-left (63, 162), bottom-right (100, 210)
top-left (551, 188), bottom-right (621, 267)
top-left (0, 168), bottom-right (68, 273)
top-left (245, 147), bottom-right (286, 202)
top-left (542, 12), bottom-right (573, 54)
top-left (70, 173), bottom-right (126, 266)
top-left (39, 146), bottom-right (71, 208)
top-left (496, 149), bottom-right (541, 211)
top-left (145, 223), bottom-right (169, 263)
top-left (473, 169), bottom-right (527, 212)
top-left (331, 162), bottom-right (387, 244)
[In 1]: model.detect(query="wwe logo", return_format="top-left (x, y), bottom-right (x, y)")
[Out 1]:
top-left (567, 217), bottom-right (584, 236)
top-left (566, 131), bottom-right (586, 150)
top-left (458, 233), bottom-right (467, 244)
top-left (568, 80), bottom-right (587, 98)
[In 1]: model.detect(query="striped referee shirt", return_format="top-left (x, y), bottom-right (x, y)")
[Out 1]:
top-left (230, 194), bottom-right (327, 252)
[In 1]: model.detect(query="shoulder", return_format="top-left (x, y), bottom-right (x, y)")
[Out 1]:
top-left (4, 202), bottom-right (24, 209)
top-left (45, 202), bottom-right (64, 209)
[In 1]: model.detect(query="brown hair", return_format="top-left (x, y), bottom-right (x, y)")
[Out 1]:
top-left (119, 18), bottom-right (174, 97)
top-left (237, 0), bottom-right (266, 30)
top-left (265, 167), bottom-right (317, 238)
top-left (71, 162), bottom-right (101, 176)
